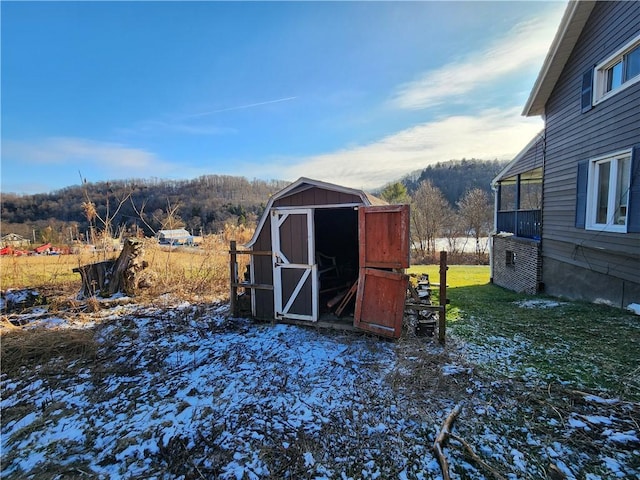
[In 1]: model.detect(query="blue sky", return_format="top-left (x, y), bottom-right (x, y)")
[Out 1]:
top-left (1, 1), bottom-right (566, 195)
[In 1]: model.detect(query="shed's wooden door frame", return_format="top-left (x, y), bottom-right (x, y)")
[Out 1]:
top-left (354, 205), bottom-right (410, 338)
top-left (271, 208), bottom-right (318, 322)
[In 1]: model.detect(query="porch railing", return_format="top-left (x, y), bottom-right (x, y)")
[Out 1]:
top-left (496, 209), bottom-right (541, 240)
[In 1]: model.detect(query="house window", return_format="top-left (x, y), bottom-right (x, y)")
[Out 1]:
top-left (593, 33), bottom-right (640, 104)
top-left (586, 150), bottom-right (632, 232)
top-left (506, 250), bottom-right (516, 267)
top-left (499, 179), bottom-right (516, 211)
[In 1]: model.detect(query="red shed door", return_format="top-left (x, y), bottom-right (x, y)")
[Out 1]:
top-left (354, 205), bottom-right (410, 338)
top-left (271, 208), bottom-right (318, 321)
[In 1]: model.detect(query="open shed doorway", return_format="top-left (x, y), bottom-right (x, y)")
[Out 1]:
top-left (314, 207), bottom-right (359, 317)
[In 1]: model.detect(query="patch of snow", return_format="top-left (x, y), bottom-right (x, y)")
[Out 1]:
top-left (442, 364), bottom-right (471, 375)
top-left (626, 303), bottom-right (640, 315)
top-left (602, 456), bottom-right (623, 476)
top-left (2, 299), bottom-right (639, 479)
top-left (603, 430), bottom-right (639, 445)
top-left (514, 299), bottom-right (563, 309)
top-left (568, 416), bottom-right (589, 429)
top-left (594, 298), bottom-right (615, 307)
top-left (583, 394), bottom-right (620, 405)
top-left (581, 415), bottom-right (613, 425)
top-left (304, 452), bottom-right (315, 467)
top-left (4, 288), bottom-right (39, 303)
top-left (554, 460), bottom-right (577, 479)
top-left (510, 449), bottom-right (526, 471)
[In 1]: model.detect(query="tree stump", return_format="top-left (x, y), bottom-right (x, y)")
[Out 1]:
top-left (106, 238), bottom-right (147, 296)
top-left (74, 260), bottom-right (116, 298)
top-left (73, 238), bottom-right (150, 298)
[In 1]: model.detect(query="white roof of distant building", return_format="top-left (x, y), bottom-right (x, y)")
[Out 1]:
top-left (157, 229), bottom-right (191, 237)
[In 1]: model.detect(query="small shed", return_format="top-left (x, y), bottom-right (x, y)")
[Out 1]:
top-left (239, 177), bottom-right (410, 338)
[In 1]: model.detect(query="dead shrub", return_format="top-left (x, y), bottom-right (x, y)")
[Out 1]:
top-left (141, 233), bottom-right (250, 301)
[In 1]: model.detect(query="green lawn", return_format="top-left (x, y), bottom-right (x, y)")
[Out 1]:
top-left (407, 264), bottom-right (490, 288)
top-left (408, 264), bottom-right (640, 400)
top-left (445, 283), bottom-right (640, 401)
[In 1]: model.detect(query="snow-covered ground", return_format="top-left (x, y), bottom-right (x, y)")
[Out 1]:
top-left (1, 297), bottom-right (638, 479)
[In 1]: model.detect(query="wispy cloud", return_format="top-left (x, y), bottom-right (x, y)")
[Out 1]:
top-left (188, 96), bottom-right (298, 118)
top-left (120, 96), bottom-right (297, 137)
top-left (271, 107), bottom-right (543, 190)
top-left (122, 120), bottom-right (237, 137)
top-left (390, 9), bottom-right (563, 110)
top-left (3, 137), bottom-right (172, 174)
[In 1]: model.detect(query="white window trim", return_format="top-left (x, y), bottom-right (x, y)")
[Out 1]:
top-left (593, 33), bottom-right (640, 105)
top-left (585, 149), bottom-right (632, 233)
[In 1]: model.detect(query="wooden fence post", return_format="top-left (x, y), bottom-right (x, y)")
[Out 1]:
top-left (439, 250), bottom-right (448, 343)
top-left (230, 240), bottom-right (238, 317)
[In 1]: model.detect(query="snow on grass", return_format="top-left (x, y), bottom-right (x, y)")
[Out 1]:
top-left (513, 299), bottom-right (565, 309)
top-left (1, 298), bottom-right (639, 479)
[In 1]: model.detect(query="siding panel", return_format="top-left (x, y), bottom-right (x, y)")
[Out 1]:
top-left (542, 1), bottom-right (640, 298)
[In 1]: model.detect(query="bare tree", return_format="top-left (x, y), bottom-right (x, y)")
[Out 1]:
top-left (155, 199), bottom-right (185, 231)
top-left (457, 188), bottom-right (492, 262)
top-left (410, 180), bottom-right (451, 260)
top-left (441, 209), bottom-right (465, 255)
top-left (79, 174), bottom-right (131, 249)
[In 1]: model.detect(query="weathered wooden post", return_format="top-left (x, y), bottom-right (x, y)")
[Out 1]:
top-left (439, 250), bottom-right (448, 343)
top-left (229, 240), bottom-right (238, 317)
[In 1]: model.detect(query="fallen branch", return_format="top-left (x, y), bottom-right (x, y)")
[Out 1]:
top-left (433, 402), bottom-right (462, 480)
top-left (450, 433), bottom-right (507, 480)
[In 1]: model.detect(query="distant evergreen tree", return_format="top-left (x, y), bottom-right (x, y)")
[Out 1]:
top-left (379, 182), bottom-right (410, 204)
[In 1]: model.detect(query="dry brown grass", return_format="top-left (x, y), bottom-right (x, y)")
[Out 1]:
top-left (0, 326), bottom-right (96, 376)
top-left (141, 226), bottom-right (253, 301)
top-left (1, 226), bottom-right (255, 302)
top-left (0, 251), bottom-right (117, 290)
top-left (1, 227), bottom-right (255, 379)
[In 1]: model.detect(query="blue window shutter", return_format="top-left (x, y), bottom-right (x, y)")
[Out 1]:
top-left (581, 69), bottom-right (593, 113)
top-left (575, 161), bottom-right (588, 228)
top-left (628, 145), bottom-right (640, 233)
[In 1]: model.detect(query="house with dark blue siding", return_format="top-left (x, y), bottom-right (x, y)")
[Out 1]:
top-left (491, 0), bottom-right (640, 308)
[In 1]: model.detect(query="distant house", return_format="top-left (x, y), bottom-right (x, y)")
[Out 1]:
top-left (1, 233), bottom-right (31, 249)
top-left (156, 229), bottom-right (197, 246)
top-left (491, 0), bottom-right (640, 307)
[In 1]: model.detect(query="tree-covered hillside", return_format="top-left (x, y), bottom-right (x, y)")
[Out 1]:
top-left (1, 159), bottom-right (506, 245)
top-left (398, 158), bottom-right (507, 206)
top-left (1, 175), bottom-right (289, 242)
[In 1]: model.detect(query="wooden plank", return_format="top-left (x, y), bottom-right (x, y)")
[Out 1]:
top-left (276, 317), bottom-right (359, 333)
top-left (229, 250), bottom-right (272, 256)
top-left (358, 204), bottom-right (410, 269)
top-left (405, 303), bottom-right (445, 311)
top-left (354, 268), bottom-right (408, 339)
top-left (335, 281), bottom-right (358, 316)
top-left (439, 251), bottom-right (447, 344)
top-left (230, 240), bottom-right (238, 316)
top-left (231, 282), bottom-right (274, 290)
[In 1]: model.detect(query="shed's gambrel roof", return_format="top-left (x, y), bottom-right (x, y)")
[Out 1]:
top-left (245, 177), bottom-right (385, 248)
top-left (523, 0), bottom-right (596, 117)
